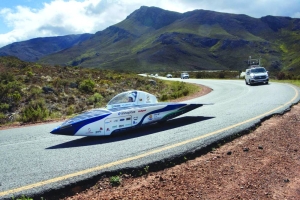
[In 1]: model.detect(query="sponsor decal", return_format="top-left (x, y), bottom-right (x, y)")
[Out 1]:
top-left (120, 118), bottom-right (125, 121)
top-left (112, 125), bottom-right (117, 128)
top-left (133, 121), bottom-right (137, 124)
top-left (114, 119), bottom-right (118, 122)
top-left (125, 124), bottom-right (131, 127)
top-left (118, 111), bottom-right (135, 115)
top-left (148, 114), bottom-right (153, 120)
top-left (86, 128), bottom-right (93, 134)
top-left (95, 127), bottom-right (103, 134)
top-left (133, 117), bottom-right (138, 120)
top-left (105, 120), bottom-right (111, 124)
top-left (119, 125), bottom-right (124, 128)
top-left (126, 117), bottom-right (131, 120)
top-left (154, 113), bottom-right (161, 119)
top-left (139, 98), bottom-right (143, 101)
top-left (138, 109), bottom-right (146, 112)
top-left (106, 128), bottom-right (110, 131)
top-left (146, 95), bottom-right (151, 103)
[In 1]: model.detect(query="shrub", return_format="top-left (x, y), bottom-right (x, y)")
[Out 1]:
top-left (0, 72), bottom-right (15, 83)
top-left (26, 71), bottom-right (33, 78)
top-left (53, 77), bottom-right (69, 88)
top-left (93, 93), bottom-right (103, 103)
top-left (110, 175), bottom-right (121, 186)
top-left (49, 111), bottom-right (63, 119)
top-left (79, 79), bottom-right (95, 93)
top-left (218, 71), bottom-right (225, 78)
top-left (34, 64), bottom-right (42, 69)
top-left (0, 112), bottom-right (6, 124)
top-left (10, 91), bottom-right (22, 102)
top-left (29, 86), bottom-right (42, 98)
top-left (87, 93), bottom-right (104, 107)
top-left (0, 103), bottom-right (9, 112)
top-left (277, 72), bottom-right (286, 80)
top-left (160, 93), bottom-right (169, 101)
top-left (20, 99), bottom-right (49, 122)
top-left (66, 105), bottom-right (75, 116)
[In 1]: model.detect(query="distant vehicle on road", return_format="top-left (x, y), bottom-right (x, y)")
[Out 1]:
top-left (245, 56), bottom-right (269, 85)
top-left (166, 74), bottom-right (172, 78)
top-left (245, 67), bottom-right (269, 85)
top-left (181, 72), bottom-right (189, 79)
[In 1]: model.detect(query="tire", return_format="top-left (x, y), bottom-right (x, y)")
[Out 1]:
top-left (245, 79), bottom-right (248, 85)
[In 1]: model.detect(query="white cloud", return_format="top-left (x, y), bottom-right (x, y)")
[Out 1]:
top-left (0, 0), bottom-right (299, 48)
top-left (293, 12), bottom-right (300, 18)
top-left (0, 0), bottom-right (134, 47)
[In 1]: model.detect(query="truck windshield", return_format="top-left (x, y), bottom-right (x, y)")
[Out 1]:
top-left (251, 68), bottom-right (266, 73)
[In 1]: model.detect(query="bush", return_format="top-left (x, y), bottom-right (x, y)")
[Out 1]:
top-left (0, 72), bottom-right (15, 83)
top-left (20, 99), bottom-right (49, 122)
top-left (10, 91), bottom-right (21, 102)
top-left (277, 72), bottom-right (286, 80)
top-left (170, 81), bottom-right (190, 98)
top-left (0, 103), bottom-right (9, 112)
top-left (79, 79), bottom-right (95, 93)
top-left (110, 175), bottom-right (121, 186)
top-left (66, 105), bottom-right (75, 115)
top-left (0, 112), bottom-right (6, 124)
top-left (218, 71), bottom-right (225, 78)
top-left (93, 93), bottom-right (103, 102)
top-left (160, 93), bottom-right (169, 101)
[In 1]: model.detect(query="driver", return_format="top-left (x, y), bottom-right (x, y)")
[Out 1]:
top-left (128, 93), bottom-right (136, 102)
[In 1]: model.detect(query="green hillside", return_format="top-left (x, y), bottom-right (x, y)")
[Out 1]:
top-left (23, 7), bottom-right (300, 76)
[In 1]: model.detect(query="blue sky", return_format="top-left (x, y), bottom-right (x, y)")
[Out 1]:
top-left (0, 0), bottom-right (300, 48)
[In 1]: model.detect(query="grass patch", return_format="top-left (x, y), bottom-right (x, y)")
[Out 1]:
top-left (271, 79), bottom-right (300, 87)
top-left (109, 175), bottom-right (121, 186)
top-left (159, 80), bottom-right (200, 101)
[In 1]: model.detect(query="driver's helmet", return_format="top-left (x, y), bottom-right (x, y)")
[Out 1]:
top-left (128, 93), bottom-right (136, 102)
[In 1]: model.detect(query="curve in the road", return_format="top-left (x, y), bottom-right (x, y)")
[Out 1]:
top-left (0, 81), bottom-right (299, 199)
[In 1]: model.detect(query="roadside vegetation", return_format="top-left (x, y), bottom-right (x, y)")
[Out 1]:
top-left (0, 56), bottom-right (199, 127)
top-left (160, 71), bottom-right (241, 79)
top-left (271, 79), bottom-right (300, 87)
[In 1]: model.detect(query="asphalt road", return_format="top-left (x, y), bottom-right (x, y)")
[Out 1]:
top-left (0, 79), bottom-right (299, 199)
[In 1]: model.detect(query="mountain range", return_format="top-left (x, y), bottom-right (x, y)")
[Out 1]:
top-left (0, 34), bottom-right (92, 62)
top-left (0, 6), bottom-right (299, 74)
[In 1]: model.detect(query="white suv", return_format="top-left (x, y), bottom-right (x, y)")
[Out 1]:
top-left (181, 73), bottom-right (189, 79)
top-left (245, 67), bottom-right (269, 85)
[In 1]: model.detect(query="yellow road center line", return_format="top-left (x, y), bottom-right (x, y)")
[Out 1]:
top-left (1, 85), bottom-right (299, 197)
